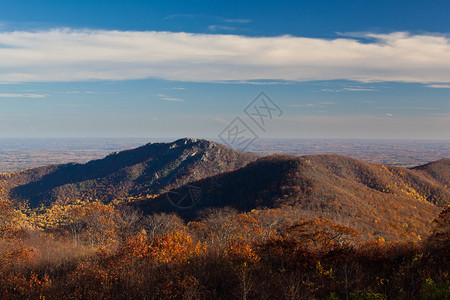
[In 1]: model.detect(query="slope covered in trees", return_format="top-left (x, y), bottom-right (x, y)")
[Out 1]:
top-left (0, 139), bottom-right (448, 241)
top-left (412, 158), bottom-right (450, 187)
top-left (135, 154), bottom-right (448, 240)
top-left (0, 184), bottom-right (449, 299)
top-left (0, 138), bottom-right (257, 207)
top-left (0, 139), bottom-right (448, 298)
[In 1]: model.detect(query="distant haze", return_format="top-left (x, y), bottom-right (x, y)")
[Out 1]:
top-left (0, 138), bottom-right (448, 172)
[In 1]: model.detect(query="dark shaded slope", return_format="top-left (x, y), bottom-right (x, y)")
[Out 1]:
top-left (1, 138), bottom-right (447, 240)
top-left (133, 155), bottom-right (312, 213)
top-left (1, 138), bottom-right (257, 207)
top-left (134, 154), bottom-right (447, 240)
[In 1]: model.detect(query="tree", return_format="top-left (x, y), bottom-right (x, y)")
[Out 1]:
top-left (65, 202), bottom-right (119, 246)
top-left (287, 218), bottom-right (360, 248)
top-left (426, 206), bottom-right (450, 259)
top-left (141, 213), bottom-right (185, 240)
top-left (192, 207), bottom-right (263, 246)
top-left (115, 206), bottom-right (142, 242)
top-left (0, 186), bottom-right (17, 239)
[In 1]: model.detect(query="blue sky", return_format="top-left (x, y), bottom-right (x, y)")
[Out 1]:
top-left (0, 0), bottom-right (449, 139)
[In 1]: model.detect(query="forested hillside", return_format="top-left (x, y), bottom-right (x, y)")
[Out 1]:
top-left (0, 138), bottom-right (257, 207)
top-left (0, 139), bottom-right (448, 241)
top-left (0, 139), bottom-right (448, 298)
top-left (135, 153), bottom-right (448, 240)
top-left (0, 185), bottom-right (449, 299)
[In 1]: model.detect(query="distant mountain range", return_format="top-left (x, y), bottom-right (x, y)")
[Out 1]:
top-left (0, 138), bottom-right (256, 207)
top-left (1, 138), bottom-right (448, 240)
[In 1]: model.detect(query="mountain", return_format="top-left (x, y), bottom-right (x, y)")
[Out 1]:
top-left (411, 158), bottom-right (450, 187)
top-left (133, 154), bottom-right (449, 240)
top-left (1, 138), bottom-right (448, 240)
top-left (0, 138), bottom-right (257, 207)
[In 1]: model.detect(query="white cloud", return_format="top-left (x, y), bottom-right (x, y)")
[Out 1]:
top-left (223, 19), bottom-right (251, 24)
top-left (208, 25), bottom-right (237, 31)
top-left (320, 87), bottom-right (379, 92)
top-left (0, 93), bottom-right (45, 98)
top-left (377, 106), bottom-right (444, 110)
top-left (158, 94), bottom-right (184, 102)
top-left (288, 102), bottom-right (336, 108)
top-left (0, 29), bottom-right (449, 83)
top-left (343, 88), bottom-right (378, 91)
top-left (161, 97), bottom-right (183, 102)
top-left (287, 103), bottom-right (314, 107)
top-left (386, 113), bottom-right (393, 117)
top-left (427, 84), bottom-right (450, 88)
top-left (213, 80), bottom-right (293, 85)
top-left (164, 14), bottom-right (197, 20)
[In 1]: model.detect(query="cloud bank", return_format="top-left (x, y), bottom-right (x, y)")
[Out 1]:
top-left (0, 93), bottom-right (45, 98)
top-left (0, 29), bottom-right (449, 83)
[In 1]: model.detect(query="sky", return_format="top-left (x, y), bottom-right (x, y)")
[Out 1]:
top-left (0, 0), bottom-right (449, 140)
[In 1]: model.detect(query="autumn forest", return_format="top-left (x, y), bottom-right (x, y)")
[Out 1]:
top-left (0, 139), bottom-right (449, 299)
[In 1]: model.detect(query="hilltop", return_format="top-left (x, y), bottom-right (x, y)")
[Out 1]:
top-left (0, 138), bottom-right (448, 240)
top-left (0, 138), bottom-right (257, 207)
top-left (411, 158), bottom-right (450, 187)
top-left (134, 153), bottom-right (449, 240)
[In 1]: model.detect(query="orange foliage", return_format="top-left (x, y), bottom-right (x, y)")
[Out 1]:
top-left (288, 217), bottom-right (361, 248)
top-left (150, 230), bottom-right (206, 264)
top-left (226, 241), bottom-right (260, 266)
top-left (118, 229), bottom-right (206, 264)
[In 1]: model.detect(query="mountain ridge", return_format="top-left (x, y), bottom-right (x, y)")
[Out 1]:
top-left (0, 138), bottom-right (448, 240)
top-left (132, 152), bottom-right (448, 240)
top-left (0, 138), bottom-right (258, 207)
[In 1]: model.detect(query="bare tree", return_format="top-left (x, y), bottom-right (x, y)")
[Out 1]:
top-left (141, 213), bottom-right (185, 239)
top-left (115, 206), bottom-right (142, 242)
